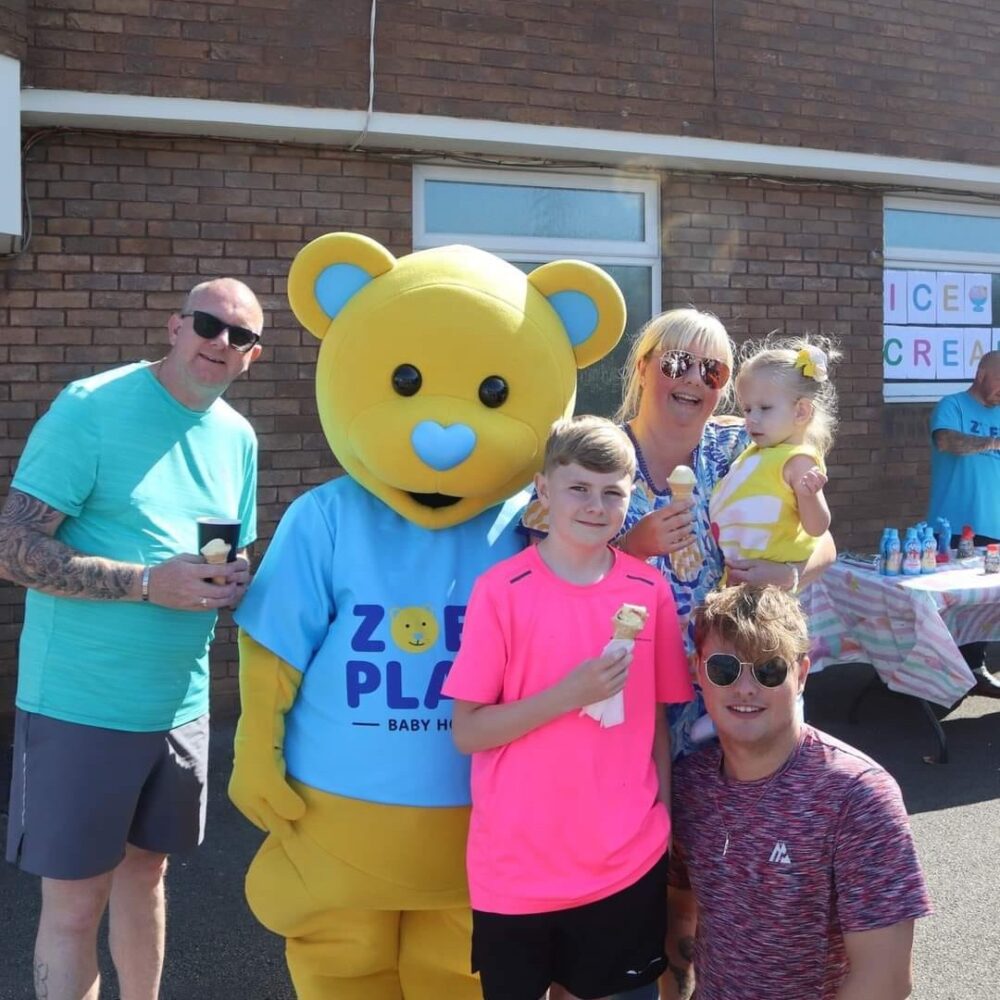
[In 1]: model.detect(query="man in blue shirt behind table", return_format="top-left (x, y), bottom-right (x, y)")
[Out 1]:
top-left (929, 349), bottom-right (1000, 697)
top-left (0, 278), bottom-right (262, 1000)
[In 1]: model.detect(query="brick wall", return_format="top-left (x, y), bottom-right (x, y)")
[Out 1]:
top-left (0, 132), bottom-right (413, 729)
top-left (0, 131), bottom-right (935, 738)
top-left (0, 0), bottom-right (26, 61)
top-left (23, 0), bottom-right (1000, 166)
top-left (657, 175), bottom-right (931, 546)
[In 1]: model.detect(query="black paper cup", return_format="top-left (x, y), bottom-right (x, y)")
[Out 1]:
top-left (197, 517), bottom-right (241, 566)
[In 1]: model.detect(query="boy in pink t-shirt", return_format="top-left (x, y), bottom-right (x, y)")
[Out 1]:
top-left (444, 416), bottom-right (694, 1000)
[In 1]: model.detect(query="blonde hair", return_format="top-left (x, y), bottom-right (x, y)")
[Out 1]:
top-left (615, 308), bottom-right (736, 423)
top-left (736, 334), bottom-right (841, 456)
top-left (693, 585), bottom-right (810, 664)
top-left (543, 415), bottom-right (636, 479)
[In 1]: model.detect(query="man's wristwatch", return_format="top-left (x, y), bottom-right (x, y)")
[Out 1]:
top-left (141, 565), bottom-right (151, 602)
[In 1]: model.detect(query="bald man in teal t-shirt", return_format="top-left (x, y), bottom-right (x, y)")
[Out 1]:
top-left (0, 278), bottom-right (262, 999)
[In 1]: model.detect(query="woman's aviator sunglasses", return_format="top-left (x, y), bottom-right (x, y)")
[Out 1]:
top-left (704, 652), bottom-right (791, 689)
top-left (659, 350), bottom-right (730, 390)
top-left (183, 310), bottom-right (261, 353)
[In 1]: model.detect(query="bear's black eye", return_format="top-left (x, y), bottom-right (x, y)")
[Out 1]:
top-left (392, 364), bottom-right (422, 397)
top-left (479, 376), bottom-right (508, 408)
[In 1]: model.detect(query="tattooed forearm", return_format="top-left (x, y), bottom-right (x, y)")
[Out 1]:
top-left (666, 963), bottom-right (694, 1000)
top-left (0, 490), bottom-right (137, 600)
top-left (665, 935), bottom-right (696, 1000)
top-left (33, 957), bottom-right (49, 998)
top-left (933, 429), bottom-right (1000, 456)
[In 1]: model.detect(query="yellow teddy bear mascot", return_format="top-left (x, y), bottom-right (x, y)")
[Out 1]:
top-left (229, 232), bottom-right (625, 1000)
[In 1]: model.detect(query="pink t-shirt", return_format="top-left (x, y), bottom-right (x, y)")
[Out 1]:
top-left (443, 545), bottom-right (693, 915)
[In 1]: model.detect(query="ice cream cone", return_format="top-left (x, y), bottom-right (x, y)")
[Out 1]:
top-left (201, 537), bottom-right (231, 585)
top-left (582, 603), bottom-right (648, 728)
top-left (612, 603), bottom-right (648, 641)
top-left (666, 465), bottom-right (702, 583)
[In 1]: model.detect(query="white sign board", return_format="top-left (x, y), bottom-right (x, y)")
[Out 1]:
top-left (883, 269), bottom-right (997, 402)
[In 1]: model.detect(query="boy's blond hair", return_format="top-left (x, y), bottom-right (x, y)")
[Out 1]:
top-left (694, 585), bottom-right (810, 664)
top-left (542, 415), bottom-right (636, 480)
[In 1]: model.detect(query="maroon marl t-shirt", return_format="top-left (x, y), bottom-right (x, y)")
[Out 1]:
top-left (669, 725), bottom-right (933, 1000)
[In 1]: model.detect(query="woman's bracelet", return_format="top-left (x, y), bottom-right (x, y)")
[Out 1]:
top-left (788, 565), bottom-right (800, 595)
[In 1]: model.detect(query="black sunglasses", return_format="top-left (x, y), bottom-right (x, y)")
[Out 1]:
top-left (659, 350), bottom-right (731, 390)
top-left (182, 311), bottom-right (260, 353)
top-left (704, 652), bottom-right (790, 689)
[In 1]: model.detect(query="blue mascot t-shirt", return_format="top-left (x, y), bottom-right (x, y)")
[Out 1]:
top-left (236, 477), bottom-right (528, 807)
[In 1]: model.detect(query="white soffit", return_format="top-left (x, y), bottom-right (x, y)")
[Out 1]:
top-left (1, 58), bottom-right (22, 237)
top-left (19, 89), bottom-right (1000, 196)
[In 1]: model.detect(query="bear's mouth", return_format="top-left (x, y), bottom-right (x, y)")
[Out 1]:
top-left (407, 491), bottom-right (463, 509)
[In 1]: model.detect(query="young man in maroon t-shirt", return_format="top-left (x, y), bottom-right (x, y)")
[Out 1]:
top-left (661, 584), bottom-right (932, 1000)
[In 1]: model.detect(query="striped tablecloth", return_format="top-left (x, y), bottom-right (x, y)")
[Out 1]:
top-left (801, 558), bottom-right (1000, 707)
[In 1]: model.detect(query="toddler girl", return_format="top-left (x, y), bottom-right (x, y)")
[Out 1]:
top-left (710, 337), bottom-right (839, 582)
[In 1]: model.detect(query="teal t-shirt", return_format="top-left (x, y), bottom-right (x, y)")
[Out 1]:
top-left (235, 477), bottom-right (528, 807)
top-left (929, 390), bottom-right (1000, 539)
top-left (14, 363), bottom-right (258, 731)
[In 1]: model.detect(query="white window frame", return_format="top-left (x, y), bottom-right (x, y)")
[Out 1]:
top-left (413, 164), bottom-right (661, 315)
top-left (885, 194), bottom-right (1000, 270)
top-left (883, 195), bottom-right (1000, 403)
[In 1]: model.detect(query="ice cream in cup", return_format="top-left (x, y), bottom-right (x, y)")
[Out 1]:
top-left (197, 517), bottom-right (241, 585)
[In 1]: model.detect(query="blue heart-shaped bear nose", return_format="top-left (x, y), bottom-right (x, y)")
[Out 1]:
top-left (411, 421), bottom-right (477, 471)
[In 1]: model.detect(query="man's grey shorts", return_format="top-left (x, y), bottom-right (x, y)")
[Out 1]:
top-left (5, 709), bottom-right (209, 880)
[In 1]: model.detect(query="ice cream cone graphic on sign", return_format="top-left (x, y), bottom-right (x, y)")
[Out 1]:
top-left (666, 465), bottom-right (702, 582)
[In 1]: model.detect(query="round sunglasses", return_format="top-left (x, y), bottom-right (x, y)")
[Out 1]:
top-left (182, 310), bottom-right (261, 353)
top-left (659, 350), bottom-right (731, 390)
top-left (703, 652), bottom-right (791, 689)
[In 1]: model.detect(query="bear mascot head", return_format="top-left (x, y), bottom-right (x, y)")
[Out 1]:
top-left (286, 232), bottom-right (626, 528)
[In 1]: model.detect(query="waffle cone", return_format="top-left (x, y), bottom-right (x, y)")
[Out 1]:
top-left (201, 539), bottom-right (230, 584)
top-left (611, 603), bottom-right (647, 641)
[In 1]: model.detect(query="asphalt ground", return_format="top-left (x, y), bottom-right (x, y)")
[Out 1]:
top-left (1, 649), bottom-right (998, 1000)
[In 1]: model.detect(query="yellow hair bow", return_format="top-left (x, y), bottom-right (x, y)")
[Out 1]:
top-left (795, 346), bottom-right (829, 382)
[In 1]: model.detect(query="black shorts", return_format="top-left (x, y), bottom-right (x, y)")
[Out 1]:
top-left (6, 709), bottom-right (209, 880)
top-left (472, 853), bottom-right (668, 1000)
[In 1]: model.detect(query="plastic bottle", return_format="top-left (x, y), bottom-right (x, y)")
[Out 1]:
top-left (920, 527), bottom-right (937, 573)
top-left (901, 529), bottom-right (922, 575)
top-left (884, 529), bottom-right (902, 576)
top-left (957, 525), bottom-right (976, 560)
top-left (935, 518), bottom-right (952, 564)
top-left (878, 529), bottom-right (891, 576)
top-left (985, 544), bottom-right (1000, 574)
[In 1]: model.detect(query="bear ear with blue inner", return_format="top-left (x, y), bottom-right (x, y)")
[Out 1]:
top-left (287, 233), bottom-right (397, 341)
top-left (527, 259), bottom-right (627, 370)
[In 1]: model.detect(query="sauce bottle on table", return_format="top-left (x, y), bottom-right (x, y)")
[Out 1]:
top-left (934, 518), bottom-right (952, 564)
top-left (957, 525), bottom-right (976, 560)
top-left (985, 544), bottom-right (1000, 574)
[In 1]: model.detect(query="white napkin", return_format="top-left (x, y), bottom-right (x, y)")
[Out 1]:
top-left (580, 637), bottom-right (632, 728)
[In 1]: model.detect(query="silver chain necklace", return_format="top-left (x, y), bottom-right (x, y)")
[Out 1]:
top-left (710, 747), bottom-right (799, 859)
